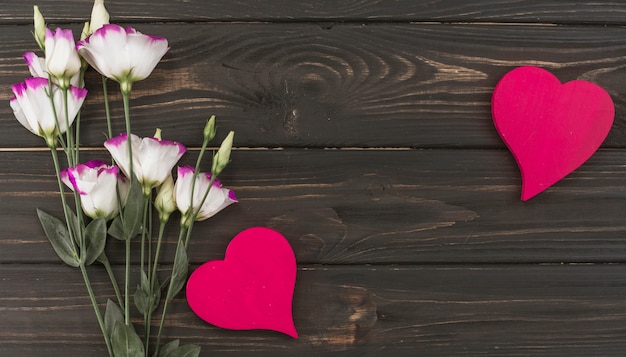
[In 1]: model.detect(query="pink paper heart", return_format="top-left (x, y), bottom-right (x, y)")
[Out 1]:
top-left (186, 227), bottom-right (298, 338)
top-left (492, 66), bottom-right (614, 200)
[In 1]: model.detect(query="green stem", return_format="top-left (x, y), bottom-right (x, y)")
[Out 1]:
top-left (140, 193), bottom-right (150, 279)
top-left (73, 190), bottom-right (85, 262)
top-left (75, 113), bottom-right (81, 165)
top-left (145, 221), bottom-right (167, 354)
top-left (45, 82), bottom-right (68, 156)
top-left (150, 222), bottom-right (167, 298)
top-left (181, 136), bottom-right (214, 247)
top-left (49, 145), bottom-right (75, 244)
top-left (62, 88), bottom-right (76, 167)
top-left (102, 77), bottom-right (112, 140)
top-left (125, 237), bottom-right (131, 326)
top-left (80, 264), bottom-right (113, 357)
top-left (100, 253), bottom-right (124, 311)
top-left (139, 191), bottom-right (151, 349)
top-left (121, 86), bottom-right (134, 329)
top-left (121, 86), bottom-right (134, 177)
top-left (184, 175), bottom-right (217, 248)
top-left (154, 228), bottom-right (187, 356)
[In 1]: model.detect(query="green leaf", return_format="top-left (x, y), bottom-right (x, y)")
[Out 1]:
top-left (122, 178), bottom-right (144, 240)
top-left (96, 251), bottom-right (109, 265)
top-left (140, 269), bottom-right (150, 291)
top-left (84, 217), bottom-right (107, 265)
top-left (161, 344), bottom-right (201, 357)
top-left (108, 216), bottom-right (125, 241)
top-left (36, 208), bottom-right (80, 267)
top-left (134, 284), bottom-right (149, 316)
top-left (111, 321), bottom-right (144, 357)
top-left (135, 271), bottom-right (161, 316)
top-left (167, 241), bottom-right (189, 300)
top-left (64, 204), bottom-right (82, 247)
top-left (104, 299), bottom-right (125, 341)
top-left (157, 339), bottom-right (180, 357)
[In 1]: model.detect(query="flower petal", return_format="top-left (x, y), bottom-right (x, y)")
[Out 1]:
top-left (126, 32), bottom-right (169, 81)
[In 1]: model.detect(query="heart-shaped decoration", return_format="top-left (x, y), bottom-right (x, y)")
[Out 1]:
top-left (492, 66), bottom-right (614, 200)
top-left (186, 227), bottom-right (298, 338)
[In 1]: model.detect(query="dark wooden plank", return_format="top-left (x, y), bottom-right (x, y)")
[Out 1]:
top-left (2, 264), bottom-right (626, 356)
top-left (2, 149), bottom-right (625, 265)
top-left (4, 1), bottom-right (626, 24)
top-left (3, 23), bottom-right (626, 149)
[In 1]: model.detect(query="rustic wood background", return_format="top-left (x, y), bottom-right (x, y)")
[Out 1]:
top-left (2, 1), bottom-right (626, 356)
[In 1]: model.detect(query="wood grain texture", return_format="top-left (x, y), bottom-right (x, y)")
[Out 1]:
top-left (3, 2), bottom-right (626, 356)
top-left (3, 23), bottom-right (626, 148)
top-left (3, 264), bottom-right (626, 356)
top-left (3, 1), bottom-right (626, 24)
top-left (2, 149), bottom-right (625, 265)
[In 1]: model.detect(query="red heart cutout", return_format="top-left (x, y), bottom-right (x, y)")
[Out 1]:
top-left (492, 66), bottom-right (614, 200)
top-left (186, 227), bottom-right (298, 338)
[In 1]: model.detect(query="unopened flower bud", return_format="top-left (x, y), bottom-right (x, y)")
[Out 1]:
top-left (155, 175), bottom-right (176, 222)
top-left (33, 6), bottom-right (46, 50)
top-left (89, 0), bottom-right (110, 35)
top-left (211, 131), bottom-right (234, 176)
top-left (203, 115), bottom-right (216, 142)
top-left (81, 22), bottom-right (90, 41)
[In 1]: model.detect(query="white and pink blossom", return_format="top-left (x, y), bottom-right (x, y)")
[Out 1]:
top-left (104, 133), bottom-right (186, 191)
top-left (45, 28), bottom-right (81, 88)
top-left (174, 166), bottom-right (237, 224)
top-left (24, 52), bottom-right (81, 87)
top-left (77, 24), bottom-right (169, 91)
top-left (10, 77), bottom-right (87, 145)
top-left (61, 161), bottom-right (130, 220)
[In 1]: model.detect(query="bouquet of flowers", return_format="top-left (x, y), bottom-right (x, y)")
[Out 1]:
top-left (10, 1), bottom-right (237, 356)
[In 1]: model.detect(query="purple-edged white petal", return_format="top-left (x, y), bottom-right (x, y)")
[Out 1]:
top-left (24, 52), bottom-right (46, 78)
top-left (10, 97), bottom-right (35, 136)
top-left (196, 183), bottom-right (237, 221)
top-left (60, 161), bottom-right (129, 220)
top-left (11, 78), bottom-right (58, 138)
top-left (173, 166), bottom-right (237, 222)
top-left (77, 24), bottom-right (169, 85)
top-left (173, 166), bottom-right (196, 216)
top-left (23, 51), bottom-right (82, 87)
top-left (104, 133), bottom-right (138, 179)
top-left (10, 78), bottom-right (87, 141)
top-left (104, 132), bottom-right (186, 189)
top-left (136, 137), bottom-right (186, 188)
top-left (126, 32), bottom-right (169, 82)
top-left (45, 28), bottom-right (81, 87)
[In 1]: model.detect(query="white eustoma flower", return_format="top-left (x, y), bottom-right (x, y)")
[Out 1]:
top-left (45, 28), bottom-right (81, 89)
top-left (10, 77), bottom-right (87, 146)
top-left (174, 166), bottom-right (237, 225)
top-left (61, 161), bottom-right (130, 220)
top-left (104, 133), bottom-right (186, 192)
top-left (24, 52), bottom-right (81, 87)
top-left (77, 24), bottom-right (169, 92)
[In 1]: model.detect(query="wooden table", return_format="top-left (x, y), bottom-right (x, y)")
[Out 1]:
top-left (2, 1), bottom-right (626, 356)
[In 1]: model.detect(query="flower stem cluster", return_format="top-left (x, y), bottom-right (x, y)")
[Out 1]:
top-left (11, 2), bottom-right (237, 356)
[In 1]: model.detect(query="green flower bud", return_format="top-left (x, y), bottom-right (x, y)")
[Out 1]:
top-left (203, 115), bottom-right (217, 142)
top-left (81, 22), bottom-right (90, 41)
top-left (211, 131), bottom-right (234, 176)
top-left (33, 6), bottom-right (46, 51)
top-left (155, 175), bottom-right (176, 222)
top-left (89, 0), bottom-right (110, 35)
